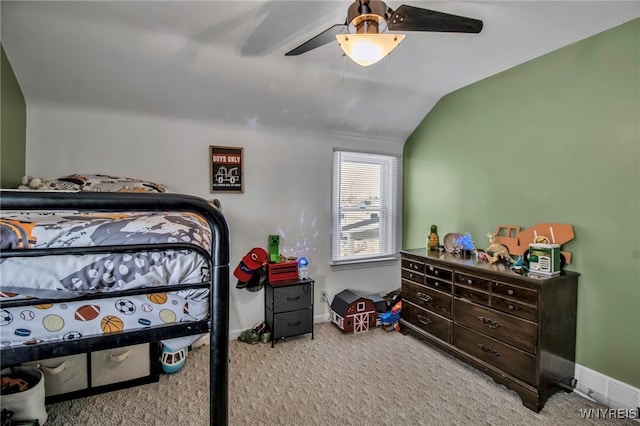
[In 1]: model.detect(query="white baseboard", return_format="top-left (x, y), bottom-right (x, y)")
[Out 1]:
top-left (314, 313), bottom-right (331, 324)
top-left (574, 363), bottom-right (640, 421)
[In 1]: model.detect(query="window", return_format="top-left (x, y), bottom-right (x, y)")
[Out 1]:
top-left (332, 150), bottom-right (400, 264)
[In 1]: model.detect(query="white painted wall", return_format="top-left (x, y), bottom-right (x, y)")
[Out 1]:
top-left (25, 102), bottom-right (403, 336)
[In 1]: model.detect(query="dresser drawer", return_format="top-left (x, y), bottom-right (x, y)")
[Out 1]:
top-left (491, 295), bottom-right (537, 322)
top-left (272, 308), bottom-right (313, 340)
top-left (403, 280), bottom-right (452, 318)
top-left (455, 272), bottom-right (491, 291)
top-left (424, 264), bottom-right (453, 281)
top-left (402, 257), bottom-right (425, 274)
top-left (425, 275), bottom-right (452, 293)
top-left (454, 324), bottom-right (535, 385)
top-left (272, 283), bottom-right (312, 312)
top-left (454, 285), bottom-right (489, 306)
top-left (403, 302), bottom-right (452, 343)
top-left (454, 299), bottom-right (537, 353)
top-left (401, 268), bottom-right (424, 285)
top-left (492, 282), bottom-right (537, 304)
top-left (91, 343), bottom-right (150, 388)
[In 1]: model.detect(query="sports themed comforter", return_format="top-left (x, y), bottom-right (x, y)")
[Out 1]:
top-left (0, 210), bottom-right (212, 349)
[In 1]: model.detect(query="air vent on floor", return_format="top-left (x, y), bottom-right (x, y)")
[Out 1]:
top-left (574, 364), bottom-right (640, 422)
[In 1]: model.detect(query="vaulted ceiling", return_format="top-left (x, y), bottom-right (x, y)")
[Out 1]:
top-left (2, 1), bottom-right (638, 143)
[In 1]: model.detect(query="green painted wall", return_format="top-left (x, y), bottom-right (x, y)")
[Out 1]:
top-left (403, 19), bottom-right (640, 388)
top-left (1, 44), bottom-right (27, 188)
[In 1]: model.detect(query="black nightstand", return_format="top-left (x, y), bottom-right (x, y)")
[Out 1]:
top-left (264, 278), bottom-right (314, 347)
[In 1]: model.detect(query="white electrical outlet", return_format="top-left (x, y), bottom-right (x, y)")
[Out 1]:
top-left (321, 291), bottom-right (328, 302)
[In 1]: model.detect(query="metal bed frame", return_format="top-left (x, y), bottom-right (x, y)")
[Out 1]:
top-left (0, 190), bottom-right (230, 425)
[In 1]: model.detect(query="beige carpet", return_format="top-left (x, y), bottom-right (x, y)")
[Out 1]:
top-left (44, 322), bottom-right (634, 425)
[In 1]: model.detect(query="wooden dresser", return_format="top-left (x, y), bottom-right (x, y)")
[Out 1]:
top-left (399, 249), bottom-right (579, 412)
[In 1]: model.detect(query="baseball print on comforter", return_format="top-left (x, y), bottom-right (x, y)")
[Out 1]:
top-left (0, 210), bottom-right (212, 349)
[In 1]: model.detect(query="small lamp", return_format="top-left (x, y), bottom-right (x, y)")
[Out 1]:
top-left (298, 256), bottom-right (309, 280)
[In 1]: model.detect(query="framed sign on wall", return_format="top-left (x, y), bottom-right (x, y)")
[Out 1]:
top-left (210, 145), bottom-right (244, 193)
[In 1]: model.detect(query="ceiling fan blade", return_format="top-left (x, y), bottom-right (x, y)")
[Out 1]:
top-left (285, 24), bottom-right (348, 56)
top-left (388, 5), bottom-right (483, 33)
top-left (242, 1), bottom-right (338, 57)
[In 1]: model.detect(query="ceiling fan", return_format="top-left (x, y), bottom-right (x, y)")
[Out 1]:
top-left (285, 0), bottom-right (483, 66)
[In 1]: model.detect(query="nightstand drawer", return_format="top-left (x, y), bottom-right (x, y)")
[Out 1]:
top-left (403, 302), bottom-right (452, 343)
top-left (91, 343), bottom-right (150, 388)
top-left (272, 284), bottom-right (312, 312)
top-left (265, 278), bottom-right (314, 347)
top-left (403, 280), bottom-right (452, 318)
top-left (454, 299), bottom-right (537, 353)
top-left (454, 324), bottom-right (535, 385)
top-left (272, 309), bottom-right (313, 340)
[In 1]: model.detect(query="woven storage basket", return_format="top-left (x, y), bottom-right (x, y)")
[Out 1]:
top-left (1, 366), bottom-right (48, 424)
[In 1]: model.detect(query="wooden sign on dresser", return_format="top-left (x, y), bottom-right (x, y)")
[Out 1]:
top-left (399, 249), bottom-right (579, 412)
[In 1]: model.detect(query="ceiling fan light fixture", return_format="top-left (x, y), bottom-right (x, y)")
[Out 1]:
top-left (336, 33), bottom-right (405, 67)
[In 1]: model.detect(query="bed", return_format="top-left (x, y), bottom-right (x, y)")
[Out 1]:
top-left (0, 189), bottom-right (230, 425)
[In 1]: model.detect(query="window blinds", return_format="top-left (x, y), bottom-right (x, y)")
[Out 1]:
top-left (332, 150), bottom-right (400, 263)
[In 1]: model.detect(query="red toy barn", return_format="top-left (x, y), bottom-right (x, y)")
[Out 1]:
top-left (330, 290), bottom-right (377, 334)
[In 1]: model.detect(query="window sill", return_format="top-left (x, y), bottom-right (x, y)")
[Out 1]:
top-left (330, 255), bottom-right (399, 271)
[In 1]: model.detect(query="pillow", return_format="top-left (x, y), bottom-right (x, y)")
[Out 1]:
top-left (18, 176), bottom-right (81, 191)
top-left (59, 174), bottom-right (168, 193)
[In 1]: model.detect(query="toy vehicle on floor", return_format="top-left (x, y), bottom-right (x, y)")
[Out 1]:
top-left (161, 345), bottom-right (187, 374)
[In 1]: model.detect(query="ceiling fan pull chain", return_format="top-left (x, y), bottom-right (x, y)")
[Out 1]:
top-left (342, 54), bottom-right (346, 84)
top-left (387, 54), bottom-right (390, 80)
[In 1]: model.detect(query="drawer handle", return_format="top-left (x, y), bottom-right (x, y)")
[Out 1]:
top-left (287, 321), bottom-right (301, 327)
top-left (412, 264), bottom-right (419, 270)
top-left (478, 316), bottom-right (501, 329)
top-left (507, 289), bottom-right (514, 296)
top-left (429, 266), bottom-right (434, 271)
top-left (478, 344), bottom-right (501, 358)
top-left (417, 314), bottom-right (432, 325)
top-left (409, 273), bottom-right (415, 279)
top-left (434, 281), bottom-right (440, 287)
top-left (508, 304), bottom-right (515, 310)
top-left (434, 270), bottom-right (439, 276)
top-left (417, 292), bottom-right (433, 302)
top-left (286, 296), bottom-right (301, 301)
top-left (467, 279), bottom-right (473, 285)
top-left (110, 351), bottom-right (131, 362)
top-left (41, 362), bottom-right (68, 375)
